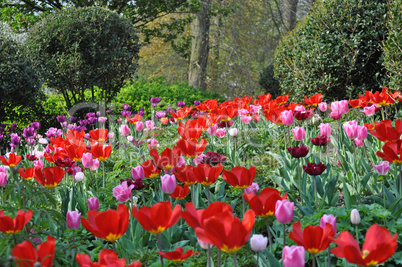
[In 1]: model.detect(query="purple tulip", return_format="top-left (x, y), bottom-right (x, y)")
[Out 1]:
top-left (113, 181), bottom-right (134, 202)
top-left (194, 101), bottom-right (201, 106)
top-left (244, 182), bottom-right (259, 194)
top-left (132, 166), bottom-right (145, 181)
top-left (31, 122), bottom-right (41, 130)
top-left (88, 197), bottom-right (99, 211)
top-left (374, 161), bottom-right (390, 175)
top-left (66, 211), bottom-right (81, 229)
top-left (122, 104), bottom-right (131, 110)
top-left (177, 101), bottom-right (186, 107)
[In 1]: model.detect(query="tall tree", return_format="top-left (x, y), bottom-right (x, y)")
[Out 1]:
top-left (188, 0), bottom-right (212, 92)
top-left (282, 0), bottom-right (299, 35)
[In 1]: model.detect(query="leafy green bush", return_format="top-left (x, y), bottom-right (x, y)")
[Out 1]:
top-left (383, 0), bottom-right (402, 91)
top-left (114, 77), bottom-right (225, 115)
top-left (258, 64), bottom-right (280, 98)
top-left (274, 0), bottom-right (389, 102)
top-left (0, 35), bottom-right (41, 122)
top-left (25, 7), bottom-right (140, 108)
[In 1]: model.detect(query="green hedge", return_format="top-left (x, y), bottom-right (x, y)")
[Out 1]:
top-left (274, 0), bottom-right (389, 102)
top-left (383, 0), bottom-right (402, 91)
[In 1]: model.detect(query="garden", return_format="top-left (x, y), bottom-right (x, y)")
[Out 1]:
top-left (1, 0), bottom-right (402, 266)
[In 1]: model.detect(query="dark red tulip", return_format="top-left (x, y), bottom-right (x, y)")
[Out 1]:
top-left (303, 162), bottom-right (326, 176)
top-left (310, 135), bottom-right (331, 146)
top-left (287, 144), bottom-right (309, 158)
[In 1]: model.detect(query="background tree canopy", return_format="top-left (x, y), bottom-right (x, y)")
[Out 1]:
top-left (25, 6), bottom-right (140, 109)
top-left (274, 0), bottom-right (389, 101)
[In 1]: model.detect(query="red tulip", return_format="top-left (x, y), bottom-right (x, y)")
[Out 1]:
top-left (289, 222), bottom-right (334, 255)
top-left (369, 119), bottom-right (402, 143)
top-left (0, 153), bottom-right (22, 167)
top-left (243, 188), bottom-right (287, 217)
top-left (222, 166), bottom-right (256, 189)
top-left (12, 236), bottom-right (55, 267)
top-left (81, 204), bottom-right (129, 242)
top-left (170, 106), bottom-right (193, 120)
top-left (287, 145), bottom-right (309, 158)
top-left (304, 93), bottom-right (323, 106)
top-left (126, 114), bottom-right (142, 124)
top-left (170, 184), bottom-right (190, 200)
top-left (158, 247), bottom-right (200, 263)
top-left (150, 147), bottom-right (181, 171)
top-left (76, 249), bottom-right (141, 267)
top-left (0, 209), bottom-right (33, 234)
top-left (91, 142), bottom-right (112, 161)
top-left (176, 138), bottom-right (207, 159)
top-left (33, 166), bottom-right (65, 188)
top-left (376, 141), bottom-right (402, 164)
top-left (331, 224), bottom-right (398, 266)
top-left (181, 202), bottom-right (233, 230)
top-left (19, 168), bottom-right (34, 180)
top-left (132, 201), bottom-right (181, 234)
top-left (174, 165), bottom-right (197, 185)
top-left (196, 99), bottom-right (218, 112)
top-left (141, 159), bottom-right (161, 179)
top-left (192, 163), bottom-right (223, 186)
top-left (89, 128), bottom-right (108, 143)
top-left (303, 162), bottom-right (327, 176)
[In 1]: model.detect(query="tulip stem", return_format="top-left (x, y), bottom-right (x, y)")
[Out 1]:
top-left (232, 253), bottom-right (238, 267)
top-left (206, 185), bottom-right (210, 205)
top-left (313, 175), bottom-right (318, 206)
top-left (102, 161), bottom-right (105, 188)
top-left (242, 194), bottom-right (245, 217)
top-left (191, 184), bottom-right (194, 204)
top-left (327, 247), bottom-right (331, 267)
top-left (312, 255), bottom-right (316, 267)
top-left (13, 234), bottom-right (17, 246)
top-left (399, 164), bottom-right (402, 196)
top-left (112, 241), bottom-right (116, 252)
top-left (265, 218), bottom-right (273, 253)
top-left (88, 170), bottom-right (93, 188)
top-left (256, 251), bottom-right (259, 266)
top-left (207, 245), bottom-right (211, 267)
top-left (1, 187), bottom-right (4, 206)
top-left (355, 224), bottom-right (359, 243)
top-left (217, 249), bottom-right (221, 267)
top-left (298, 161), bottom-right (302, 205)
top-left (283, 126), bottom-right (287, 150)
top-left (157, 234), bottom-right (164, 267)
top-left (72, 230), bottom-right (75, 245)
top-left (283, 224), bottom-right (286, 247)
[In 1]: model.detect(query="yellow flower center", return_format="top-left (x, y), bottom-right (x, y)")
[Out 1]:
top-left (307, 248), bottom-right (321, 255)
top-left (45, 183), bottom-right (58, 188)
top-left (105, 233), bottom-right (122, 242)
top-left (221, 244), bottom-right (241, 254)
top-left (149, 226), bottom-right (166, 234)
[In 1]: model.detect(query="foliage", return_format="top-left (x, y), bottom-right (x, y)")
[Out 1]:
top-left (383, 0), bottom-right (402, 91)
top-left (25, 7), bottom-right (140, 108)
top-left (0, 34), bottom-right (41, 122)
top-left (114, 77), bottom-right (224, 116)
top-left (258, 64), bottom-right (280, 98)
top-left (274, 0), bottom-right (389, 102)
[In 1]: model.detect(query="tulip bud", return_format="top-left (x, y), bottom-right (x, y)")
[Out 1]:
top-left (216, 128), bottom-right (226, 138)
top-left (319, 123), bottom-right (331, 137)
top-left (320, 214), bottom-right (337, 234)
top-left (292, 127), bottom-right (305, 141)
top-left (228, 128), bottom-right (238, 136)
top-left (354, 138), bottom-right (364, 147)
top-left (373, 161), bottom-right (390, 175)
top-left (197, 237), bottom-right (211, 249)
top-left (282, 246), bottom-right (305, 267)
top-left (66, 211), bottom-right (81, 229)
top-left (275, 199), bottom-right (294, 224)
top-left (127, 135), bottom-right (134, 142)
top-left (145, 120), bottom-right (155, 129)
top-left (82, 152), bottom-right (94, 169)
top-left (250, 234), bottom-right (268, 252)
top-left (161, 174), bottom-right (177, 194)
top-left (281, 110), bottom-right (294, 126)
top-left (244, 182), bottom-right (259, 194)
top-left (318, 102), bottom-right (327, 112)
top-left (0, 172), bottom-right (7, 186)
top-left (88, 197), bottom-right (99, 211)
top-left (108, 132), bottom-right (115, 139)
top-left (350, 209), bottom-right (361, 225)
top-left (119, 124), bottom-right (130, 136)
top-left (132, 165), bottom-right (145, 181)
top-left (135, 121), bottom-right (144, 131)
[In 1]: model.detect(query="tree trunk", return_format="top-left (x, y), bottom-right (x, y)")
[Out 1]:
top-left (188, 0), bottom-right (212, 92)
top-left (282, 0), bottom-right (299, 35)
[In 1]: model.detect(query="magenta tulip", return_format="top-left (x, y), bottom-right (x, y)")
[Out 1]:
top-left (88, 197), bottom-right (99, 211)
top-left (339, 100), bottom-right (349, 114)
top-left (357, 125), bottom-right (368, 140)
top-left (343, 120), bottom-right (358, 139)
top-left (119, 124), bottom-right (130, 136)
top-left (275, 199), bottom-right (294, 224)
top-left (361, 105), bottom-right (376, 116)
top-left (318, 102), bottom-right (327, 112)
top-left (244, 182), bottom-right (259, 194)
top-left (161, 174), bottom-right (176, 194)
top-left (281, 110), bottom-right (294, 126)
top-left (282, 246), bottom-right (305, 267)
top-left (113, 181), bottom-right (134, 202)
top-left (0, 172), bottom-right (7, 186)
top-left (374, 161), bottom-right (391, 175)
top-left (354, 138), bottom-right (364, 147)
top-left (66, 211), bottom-right (81, 229)
top-left (292, 127), bottom-right (305, 141)
top-left (132, 166), bottom-right (145, 181)
top-left (320, 214), bottom-right (337, 234)
top-left (82, 153), bottom-right (94, 169)
top-left (216, 128), bottom-right (226, 138)
top-left (90, 159), bottom-right (100, 171)
top-left (135, 121), bottom-right (144, 131)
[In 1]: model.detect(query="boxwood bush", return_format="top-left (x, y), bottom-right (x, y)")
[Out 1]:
top-left (274, 0), bottom-right (389, 102)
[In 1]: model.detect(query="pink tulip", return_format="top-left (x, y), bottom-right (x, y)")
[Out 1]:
top-left (238, 109), bottom-right (249, 116)
top-left (177, 155), bottom-right (186, 167)
top-left (318, 102), bottom-right (327, 112)
top-left (161, 174), bottom-right (176, 194)
top-left (113, 181), bottom-right (134, 202)
top-left (132, 166), bottom-right (145, 181)
top-left (135, 121), bottom-right (144, 131)
top-left (275, 199), bottom-right (294, 224)
top-left (357, 125), bottom-right (368, 140)
top-left (249, 105), bottom-right (261, 115)
top-left (147, 138), bottom-right (159, 150)
top-left (216, 128), bottom-right (226, 138)
top-left (329, 110), bottom-right (342, 120)
top-left (197, 237), bottom-right (211, 249)
top-left (119, 124), bottom-right (130, 136)
top-left (292, 127), bottom-right (305, 141)
top-left (127, 135), bottom-right (134, 142)
top-left (374, 161), bottom-right (391, 175)
top-left (320, 214), bottom-right (337, 234)
top-left (282, 246), bottom-right (305, 267)
top-left (108, 132), bottom-right (115, 139)
top-left (250, 234), bottom-right (268, 252)
top-left (90, 159), bottom-right (100, 171)
top-left (281, 110), bottom-right (294, 126)
top-left (0, 172), bottom-right (7, 186)
top-left (331, 101), bottom-right (341, 113)
top-left (244, 182), bottom-right (259, 194)
top-left (34, 159), bottom-right (43, 169)
top-left (145, 120), bottom-right (155, 130)
top-left (241, 116), bottom-right (252, 124)
top-left (319, 123), bottom-right (331, 137)
top-left (361, 105), bottom-right (376, 116)
top-left (193, 154), bottom-right (206, 165)
top-left (207, 124), bottom-right (218, 135)
top-left (74, 172), bottom-right (85, 182)
top-left (339, 100), bottom-right (349, 114)
top-left (343, 120), bottom-right (358, 139)
top-left (82, 152), bottom-right (94, 169)
top-left (88, 197), bottom-right (99, 211)
top-left (354, 138), bottom-right (364, 147)
top-left (98, 117), bottom-right (107, 123)
top-left (66, 211), bottom-right (81, 229)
